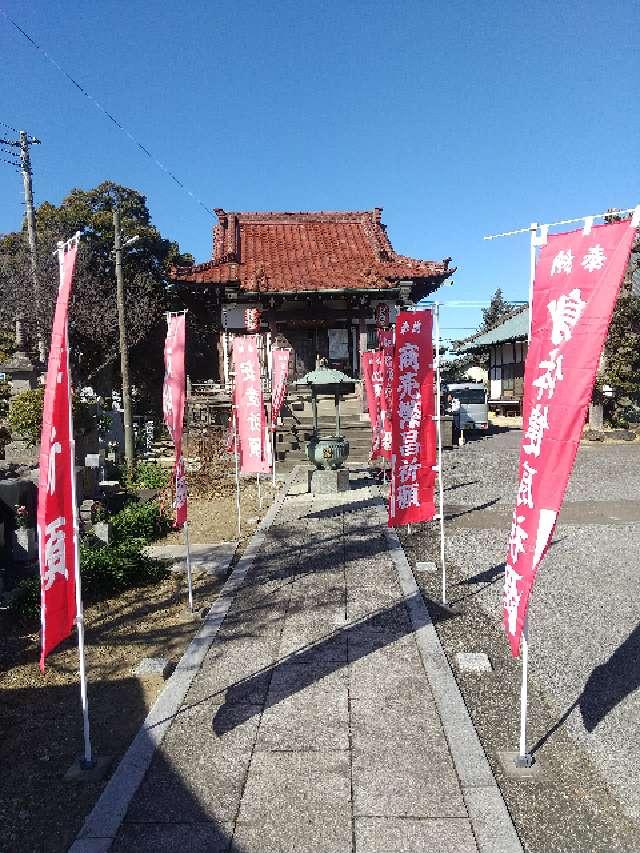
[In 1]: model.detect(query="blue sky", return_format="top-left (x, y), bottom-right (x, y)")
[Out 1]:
top-left (1, 0), bottom-right (638, 345)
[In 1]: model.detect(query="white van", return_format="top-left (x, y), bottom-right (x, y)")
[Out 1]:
top-left (444, 382), bottom-right (489, 431)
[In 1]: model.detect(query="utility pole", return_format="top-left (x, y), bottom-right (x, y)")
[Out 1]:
top-left (19, 130), bottom-right (45, 362)
top-left (1, 129), bottom-right (41, 358)
top-left (113, 206), bottom-right (135, 473)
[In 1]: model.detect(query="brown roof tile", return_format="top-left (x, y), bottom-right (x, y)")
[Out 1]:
top-left (171, 208), bottom-right (453, 292)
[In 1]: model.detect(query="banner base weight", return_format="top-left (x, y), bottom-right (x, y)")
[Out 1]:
top-left (498, 751), bottom-right (543, 781)
top-left (65, 754), bottom-right (111, 783)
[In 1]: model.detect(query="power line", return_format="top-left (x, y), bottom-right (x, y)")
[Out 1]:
top-left (0, 119), bottom-right (18, 133)
top-left (0, 10), bottom-right (216, 220)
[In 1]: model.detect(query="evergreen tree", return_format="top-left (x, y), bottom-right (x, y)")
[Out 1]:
top-left (480, 288), bottom-right (513, 332)
top-left (0, 181), bottom-right (193, 409)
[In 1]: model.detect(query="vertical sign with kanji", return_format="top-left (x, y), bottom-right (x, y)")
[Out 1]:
top-left (38, 240), bottom-right (80, 670)
top-left (232, 335), bottom-right (271, 473)
top-left (271, 348), bottom-right (291, 425)
top-left (377, 328), bottom-right (394, 458)
top-left (504, 220), bottom-right (636, 656)
top-left (361, 350), bottom-right (384, 459)
top-left (163, 314), bottom-right (188, 526)
top-left (388, 309), bottom-right (437, 526)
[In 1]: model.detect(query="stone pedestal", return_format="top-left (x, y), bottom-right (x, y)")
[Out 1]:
top-left (589, 403), bottom-right (604, 431)
top-left (308, 468), bottom-right (349, 494)
top-left (3, 440), bottom-right (39, 466)
top-left (0, 353), bottom-right (38, 396)
top-left (438, 415), bottom-right (454, 448)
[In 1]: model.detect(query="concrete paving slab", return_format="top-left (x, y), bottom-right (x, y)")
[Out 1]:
top-left (111, 821), bottom-right (234, 852)
top-left (352, 759), bottom-right (468, 819)
top-left (266, 660), bottom-right (349, 700)
top-left (257, 687), bottom-right (349, 751)
top-left (355, 817), bottom-right (477, 853)
top-left (234, 751), bottom-right (352, 853)
top-left (350, 697), bottom-right (447, 754)
top-left (144, 540), bottom-right (237, 575)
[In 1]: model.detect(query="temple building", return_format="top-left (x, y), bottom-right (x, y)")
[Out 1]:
top-left (171, 207), bottom-right (454, 384)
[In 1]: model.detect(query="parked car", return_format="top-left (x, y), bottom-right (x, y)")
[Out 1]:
top-left (443, 382), bottom-right (489, 431)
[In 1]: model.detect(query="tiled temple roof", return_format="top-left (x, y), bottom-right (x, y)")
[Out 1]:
top-left (171, 208), bottom-right (453, 292)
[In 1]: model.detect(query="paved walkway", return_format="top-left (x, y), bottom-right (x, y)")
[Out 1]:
top-left (76, 469), bottom-right (520, 853)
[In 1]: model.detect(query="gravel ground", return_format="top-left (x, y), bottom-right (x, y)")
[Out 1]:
top-left (397, 428), bottom-right (640, 853)
top-left (444, 429), bottom-right (640, 507)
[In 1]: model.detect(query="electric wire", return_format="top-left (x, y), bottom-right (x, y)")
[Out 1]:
top-left (0, 9), bottom-right (215, 220)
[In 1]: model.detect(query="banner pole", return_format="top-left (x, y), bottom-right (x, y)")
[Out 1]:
top-left (64, 306), bottom-right (93, 768)
top-left (232, 408), bottom-right (241, 539)
top-left (272, 428), bottom-right (277, 488)
top-left (433, 302), bottom-right (447, 606)
top-left (184, 519), bottom-right (193, 611)
top-left (515, 225), bottom-right (538, 767)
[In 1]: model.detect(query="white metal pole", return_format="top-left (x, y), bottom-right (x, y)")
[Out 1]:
top-left (519, 616), bottom-right (530, 760)
top-left (272, 428), bottom-right (277, 488)
top-left (433, 303), bottom-right (447, 605)
top-left (232, 408), bottom-right (241, 538)
top-left (60, 240), bottom-right (93, 766)
top-left (516, 225), bottom-right (538, 765)
top-left (528, 223), bottom-right (538, 341)
top-left (184, 519), bottom-right (194, 611)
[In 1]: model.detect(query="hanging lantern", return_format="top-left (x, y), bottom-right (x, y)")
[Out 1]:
top-left (244, 307), bottom-right (261, 331)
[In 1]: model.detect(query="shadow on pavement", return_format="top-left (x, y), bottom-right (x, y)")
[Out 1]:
top-left (444, 497), bottom-right (500, 521)
top-left (305, 496), bottom-right (384, 520)
top-left (533, 622), bottom-right (640, 756)
top-left (210, 594), bottom-right (430, 737)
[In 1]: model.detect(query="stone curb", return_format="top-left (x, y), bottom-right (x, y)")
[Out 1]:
top-left (68, 466), bottom-right (302, 853)
top-left (375, 496), bottom-right (523, 853)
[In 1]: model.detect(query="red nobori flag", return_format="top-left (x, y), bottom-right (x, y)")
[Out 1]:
top-left (38, 240), bottom-right (80, 670)
top-left (504, 220), bottom-right (636, 656)
top-left (163, 314), bottom-right (188, 527)
top-left (361, 350), bottom-right (384, 460)
top-left (232, 336), bottom-right (271, 473)
top-left (271, 348), bottom-right (291, 425)
top-left (377, 328), bottom-right (394, 458)
top-left (388, 310), bottom-right (437, 526)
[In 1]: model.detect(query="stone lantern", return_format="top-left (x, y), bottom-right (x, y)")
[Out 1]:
top-left (296, 368), bottom-right (355, 493)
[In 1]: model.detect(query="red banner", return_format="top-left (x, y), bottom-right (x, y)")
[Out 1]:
top-left (504, 220), bottom-right (636, 656)
top-left (232, 336), bottom-right (271, 473)
top-left (38, 240), bottom-right (80, 670)
top-left (271, 348), bottom-right (291, 425)
top-left (163, 314), bottom-right (188, 527)
top-left (377, 328), bottom-right (394, 458)
top-left (388, 310), bottom-right (437, 526)
top-left (361, 350), bottom-right (384, 459)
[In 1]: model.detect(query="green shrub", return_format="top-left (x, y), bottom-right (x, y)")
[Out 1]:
top-left (131, 462), bottom-right (170, 490)
top-left (7, 539), bottom-right (169, 625)
top-left (8, 387), bottom-right (44, 445)
top-left (7, 576), bottom-right (41, 623)
top-left (79, 538), bottom-right (169, 599)
top-left (8, 386), bottom-right (95, 446)
top-left (110, 499), bottom-right (172, 545)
